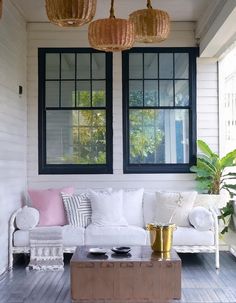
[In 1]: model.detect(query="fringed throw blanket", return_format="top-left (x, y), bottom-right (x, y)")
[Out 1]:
top-left (28, 227), bottom-right (64, 271)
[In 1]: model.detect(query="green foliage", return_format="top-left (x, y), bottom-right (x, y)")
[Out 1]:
top-left (218, 200), bottom-right (234, 235)
top-left (129, 109), bottom-right (164, 163)
top-left (71, 110), bottom-right (106, 164)
top-left (191, 139), bottom-right (236, 234)
top-left (64, 90), bottom-right (165, 165)
top-left (129, 90), bottom-right (143, 107)
top-left (197, 140), bottom-right (217, 157)
top-left (190, 140), bottom-right (236, 195)
top-left (63, 88), bottom-right (107, 164)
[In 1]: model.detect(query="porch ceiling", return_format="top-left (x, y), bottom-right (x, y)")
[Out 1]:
top-left (11, 0), bottom-right (214, 23)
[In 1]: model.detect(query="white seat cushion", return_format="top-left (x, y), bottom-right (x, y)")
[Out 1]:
top-left (13, 225), bottom-right (85, 247)
top-left (173, 227), bottom-right (214, 246)
top-left (62, 225), bottom-right (85, 246)
top-left (146, 226), bottom-right (214, 246)
top-left (85, 224), bottom-right (147, 246)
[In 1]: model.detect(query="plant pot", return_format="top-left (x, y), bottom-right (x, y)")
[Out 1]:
top-left (146, 223), bottom-right (176, 252)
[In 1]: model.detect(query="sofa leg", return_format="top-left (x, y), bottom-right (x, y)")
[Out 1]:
top-left (215, 249), bottom-right (220, 269)
top-left (8, 253), bottom-right (13, 271)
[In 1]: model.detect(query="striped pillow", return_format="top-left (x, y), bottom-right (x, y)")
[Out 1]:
top-left (61, 193), bottom-right (92, 228)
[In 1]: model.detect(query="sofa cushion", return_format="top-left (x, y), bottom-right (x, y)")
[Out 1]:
top-left (15, 206), bottom-right (39, 230)
top-left (13, 225), bottom-right (85, 247)
top-left (154, 191), bottom-right (197, 227)
top-left (89, 190), bottom-right (128, 227)
top-left (62, 192), bottom-right (92, 228)
top-left (143, 192), bottom-right (156, 226)
top-left (146, 226), bottom-right (214, 246)
top-left (62, 225), bottom-right (85, 246)
top-left (85, 224), bottom-right (147, 246)
top-left (173, 227), bottom-right (214, 246)
top-left (189, 207), bottom-right (214, 231)
top-left (28, 187), bottom-right (74, 226)
top-left (123, 188), bottom-right (144, 227)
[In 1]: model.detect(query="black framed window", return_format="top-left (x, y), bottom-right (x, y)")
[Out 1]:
top-left (122, 48), bottom-right (198, 173)
top-left (38, 48), bottom-right (113, 174)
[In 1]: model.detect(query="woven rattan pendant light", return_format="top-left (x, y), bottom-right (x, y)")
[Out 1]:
top-left (88, 0), bottom-right (135, 52)
top-left (45, 0), bottom-right (97, 27)
top-left (129, 0), bottom-right (170, 43)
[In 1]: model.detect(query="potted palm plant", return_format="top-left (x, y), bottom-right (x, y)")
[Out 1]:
top-left (190, 140), bottom-right (236, 233)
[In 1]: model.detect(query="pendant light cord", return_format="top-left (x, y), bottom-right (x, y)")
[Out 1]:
top-left (110, 0), bottom-right (115, 18)
top-left (147, 0), bottom-right (153, 9)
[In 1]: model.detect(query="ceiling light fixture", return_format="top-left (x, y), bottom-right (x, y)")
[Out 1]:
top-left (45, 0), bottom-right (97, 27)
top-left (88, 0), bottom-right (135, 52)
top-left (129, 0), bottom-right (170, 43)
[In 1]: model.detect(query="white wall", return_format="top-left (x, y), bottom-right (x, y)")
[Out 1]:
top-left (197, 57), bottom-right (218, 153)
top-left (27, 22), bottom-right (218, 191)
top-left (0, 1), bottom-right (27, 275)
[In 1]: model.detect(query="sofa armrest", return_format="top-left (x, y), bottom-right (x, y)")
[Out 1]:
top-left (209, 207), bottom-right (219, 245)
top-left (9, 208), bottom-right (22, 233)
top-left (9, 208), bottom-right (22, 249)
top-left (209, 207), bottom-right (220, 268)
top-left (8, 208), bottom-right (22, 269)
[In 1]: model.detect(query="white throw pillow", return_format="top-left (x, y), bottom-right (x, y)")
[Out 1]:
top-left (189, 206), bottom-right (214, 231)
top-left (123, 188), bottom-right (144, 227)
top-left (61, 192), bottom-right (92, 228)
top-left (143, 192), bottom-right (157, 226)
top-left (89, 189), bottom-right (128, 227)
top-left (154, 191), bottom-right (197, 227)
top-left (16, 206), bottom-right (39, 230)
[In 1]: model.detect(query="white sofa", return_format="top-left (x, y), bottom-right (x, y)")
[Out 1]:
top-left (9, 191), bottom-right (220, 269)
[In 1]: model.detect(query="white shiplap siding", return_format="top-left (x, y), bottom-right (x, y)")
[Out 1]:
top-left (197, 58), bottom-right (219, 153)
top-left (0, 1), bottom-right (27, 275)
top-left (26, 23), bottom-right (218, 191)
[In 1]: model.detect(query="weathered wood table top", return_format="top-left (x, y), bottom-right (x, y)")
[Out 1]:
top-left (71, 245), bottom-right (180, 263)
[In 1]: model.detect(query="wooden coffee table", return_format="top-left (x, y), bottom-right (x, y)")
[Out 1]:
top-left (70, 245), bottom-right (181, 302)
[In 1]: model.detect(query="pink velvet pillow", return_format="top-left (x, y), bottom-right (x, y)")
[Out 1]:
top-left (28, 187), bottom-right (74, 226)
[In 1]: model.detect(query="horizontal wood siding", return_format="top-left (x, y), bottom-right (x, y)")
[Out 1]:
top-left (0, 2), bottom-right (27, 275)
top-left (197, 58), bottom-right (219, 153)
top-left (27, 23), bottom-right (218, 190)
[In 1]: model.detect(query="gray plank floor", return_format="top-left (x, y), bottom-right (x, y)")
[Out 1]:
top-left (1, 252), bottom-right (236, 303)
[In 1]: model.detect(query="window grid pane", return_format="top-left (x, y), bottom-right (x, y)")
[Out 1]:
top-left (128, 52), bottom-right (190, 110)
top-left (46, 53), bottom-right (60, 79)
top-left (124, 49), bottom-right (196, 173)
top-left (45, 53), bottom-right (107, 110)
top-left (129, 109), bottom-right (189, 164)
top-left (39, 49), bottom-right (113, 174)
top-left (46, 110), bottom-right (106, 165)
top-left (61, 53), bottom-right (75, 79)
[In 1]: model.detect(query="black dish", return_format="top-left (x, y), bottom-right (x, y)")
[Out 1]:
top-left (87, 253), bottom-right (108, 260)
top-left (88, 248), bottom-right (107, 255)
top-left (111, 253), bottom-right (132, 259)
top-left (111, 247), bottom-right (131, 254)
